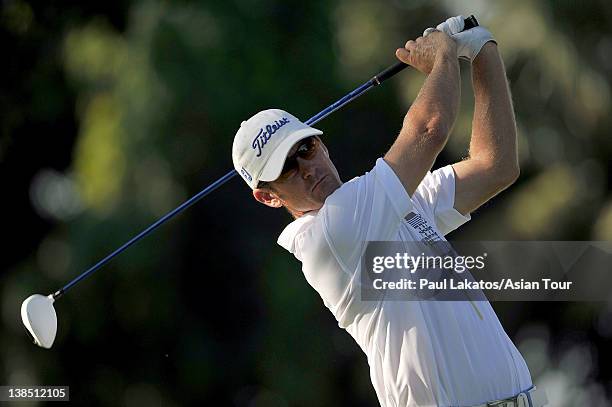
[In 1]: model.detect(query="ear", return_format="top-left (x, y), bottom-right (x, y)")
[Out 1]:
top-left (253, 188), bottom-right (283, 208)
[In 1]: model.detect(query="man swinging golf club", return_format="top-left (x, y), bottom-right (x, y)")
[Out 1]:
top-left (232, 16), bottom-right (547, 407)
top-left (20, 18), bottom-right (478, 350)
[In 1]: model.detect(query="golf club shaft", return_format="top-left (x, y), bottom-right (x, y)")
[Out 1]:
top-left (307, 15), bottom-right (478, 124)
top-left (53, 15), bottom-right (479, 299)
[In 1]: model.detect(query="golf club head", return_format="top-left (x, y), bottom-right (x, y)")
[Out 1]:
top-left (21, 294), bottom-right (57, 349)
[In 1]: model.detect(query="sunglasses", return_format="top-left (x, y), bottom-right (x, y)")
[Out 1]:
top-left (278, 136), bottom-right (319, 179)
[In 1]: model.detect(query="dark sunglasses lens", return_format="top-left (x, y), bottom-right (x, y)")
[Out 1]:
top-left (280, 137), bottom-right (318, 177)
top-left (298, 137), bottom-right (317, 158)
top-left (281, 157), bottom-right (296, 175)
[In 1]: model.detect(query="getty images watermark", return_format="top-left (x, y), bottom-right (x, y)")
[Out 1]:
top-left (360, 241), bottom-right (612, 301)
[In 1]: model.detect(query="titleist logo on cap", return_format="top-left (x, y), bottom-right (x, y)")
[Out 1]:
top-left (251, 117), bottom-right (290, 157)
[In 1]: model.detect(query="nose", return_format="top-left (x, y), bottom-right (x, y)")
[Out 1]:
top-left (297, 157), bottom-right (315, 180)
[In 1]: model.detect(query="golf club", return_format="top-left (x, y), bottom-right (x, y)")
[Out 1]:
top-left (21, 16), bottom-right (479, 349)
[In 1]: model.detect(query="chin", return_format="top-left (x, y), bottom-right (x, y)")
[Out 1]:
top-left (318, 178), bottom-right (341, 203)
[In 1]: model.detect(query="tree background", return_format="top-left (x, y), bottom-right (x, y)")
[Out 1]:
top-left (2, 0), bottom-right (612, 405)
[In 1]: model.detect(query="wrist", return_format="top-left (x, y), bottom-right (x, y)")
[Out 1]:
top-left (473, 41), bottom-right (499, 65)
top-left (472, 39), bottom-right (499, 63)
top-left (434, 51), bottom-right (458, 69)
top-left (477, 41), bottom-right (498, 55)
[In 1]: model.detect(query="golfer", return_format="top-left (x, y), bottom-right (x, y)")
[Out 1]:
top-left (232, 16), bottom-right (547, 407)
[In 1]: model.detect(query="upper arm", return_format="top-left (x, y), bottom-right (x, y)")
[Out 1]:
top-left (451, 158), bottom-right (520, 215)
top-left (412, 165), bottom-right (471, 236)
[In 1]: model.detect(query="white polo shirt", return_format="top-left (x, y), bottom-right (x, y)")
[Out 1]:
top-left (278, 158), bottom-right (532, 407)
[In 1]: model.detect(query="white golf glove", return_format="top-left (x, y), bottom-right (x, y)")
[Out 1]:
top-left (423, 15), bottom-right (496, 62)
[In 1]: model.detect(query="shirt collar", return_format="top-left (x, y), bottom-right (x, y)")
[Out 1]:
top-left (277, 211), bottom-right (318, 253)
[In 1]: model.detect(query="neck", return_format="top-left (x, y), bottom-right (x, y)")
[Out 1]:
top-left (289, 208), bottom-right (306, 219)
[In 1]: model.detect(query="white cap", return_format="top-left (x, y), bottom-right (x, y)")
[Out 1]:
top-left (232, 109), bottom-right (322, 189)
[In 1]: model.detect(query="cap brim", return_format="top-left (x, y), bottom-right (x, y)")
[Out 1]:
top-left (258, 127), bottom-right (323, 183)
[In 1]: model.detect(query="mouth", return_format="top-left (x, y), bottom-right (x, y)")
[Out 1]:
top-left (312, 175), bottom-right (328, 192)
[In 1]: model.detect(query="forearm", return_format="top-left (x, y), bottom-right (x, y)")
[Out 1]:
top-left (404, 54), bottom-right (460, 141)
top-left (442, 21), bottom-right (519, 214)
top-left (385, 31), bottom-right (460, 195)
top-left (469, 43), bottom-right (518, 177)
top-left (386, 54), bottom-right (460, 194)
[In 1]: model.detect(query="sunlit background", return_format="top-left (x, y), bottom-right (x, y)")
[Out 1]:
top-left (2, 0), bottom-right (611, 405)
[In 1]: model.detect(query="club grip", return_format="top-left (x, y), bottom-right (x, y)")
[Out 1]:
top-left (463, 15), bottom-right (479, 30)
top-left (372, 15), bottom-right (479, 85)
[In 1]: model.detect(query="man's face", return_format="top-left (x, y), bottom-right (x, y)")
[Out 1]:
top-left (253, 136), bottom-right (342, 216)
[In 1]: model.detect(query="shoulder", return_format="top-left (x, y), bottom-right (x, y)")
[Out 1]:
top-left (277, 212), bottom-right (320, 257)
top-left (416, 165), bottom-right (456, 195)
top-left (412, 165), bottom-right (458, 211)
top-left (325, 157), bottom-right (410, 215)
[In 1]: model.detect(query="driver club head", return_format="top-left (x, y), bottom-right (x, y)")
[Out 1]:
top-left (21, 294), bottom-right (57, 349)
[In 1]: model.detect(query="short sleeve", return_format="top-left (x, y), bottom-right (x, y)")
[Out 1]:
top-left (411, 165), bottom-right (470, 236)
top-left (320, 158), bottom-right (412, 270)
